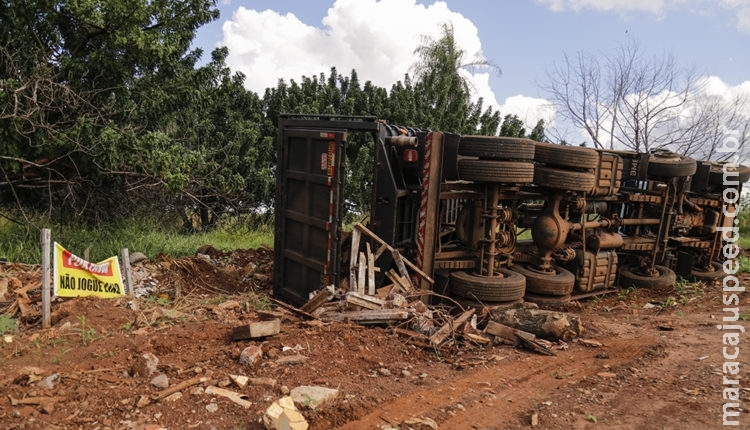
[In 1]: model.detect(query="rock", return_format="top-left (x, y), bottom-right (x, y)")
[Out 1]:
top-left (250, 377), bottom-right (277, 388)
top-left (275, 354), bottom-right (307, 365)
top-left (206, 402), bottom-right (219, 413)
top-left (164, 392), bottom-right (182, 402)
top-left (129, 252), bottom-right (148, 264)
top-left (150, 373), bottom-right (169, 389)
top-left (239, 345), bottom-right (263, 367)
top-left (232, 319), bottom-right (281, 340)
top-left (132, 353), bottom-right (159, 377)
top-left (218, 300), bottom-right (241, 310)
top-left (531, 412), bottom-right (539, 426)
top-left (263, 396), bottom-right (308, 430)
top-left (289, 385), bottom-right (339, 410)
top-left (37, 373), bottom-right (60, 390)
top-left (230, 374), bottom-right (249, 388)
top-left (403, 417), bottom-right (438, 430)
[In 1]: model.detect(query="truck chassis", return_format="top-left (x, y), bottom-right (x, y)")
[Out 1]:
top-left (273, 114), bottom-right (746, 307)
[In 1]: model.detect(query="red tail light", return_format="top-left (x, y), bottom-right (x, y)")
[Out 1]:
top-left (403, 149), bottom-right (418, 163)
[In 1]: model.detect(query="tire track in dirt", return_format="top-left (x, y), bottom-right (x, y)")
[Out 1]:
top-left (337, 335), bottom-right (658, 429)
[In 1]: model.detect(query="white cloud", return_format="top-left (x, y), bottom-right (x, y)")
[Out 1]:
top-left (735, 4), bottom-right (750, 32)
top-left (220, 0), bottom-right (559, 134)
top-left (695, 76), bottom-right (750, 117)
top-left (499, 95), bottom-right (557, 129)
top-left (536, 0), bottom-right (673, 14)
top-left (222, 0), bottom-right (485, 96)
top-left (537, 0), bottom-right (750, 33)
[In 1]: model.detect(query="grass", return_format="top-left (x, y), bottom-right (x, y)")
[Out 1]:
top-left (0, 213), bottom-right (274, 264)
top-left (0, 315), bottom-right (16, 334)
top-left (76, 315), bottom-right (98, 345)
top-left (738, 255), bottom-right (750, 274)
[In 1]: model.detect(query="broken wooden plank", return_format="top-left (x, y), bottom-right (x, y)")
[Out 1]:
top-left (483, 320), bottom-right (517, 342)
top-left (373, 243), bottom-right (388, 260)
top-left (269, 298), bottom-right (316, 320)
top-left (391, 249), bottom-right (415, 293)
top-left (385, 269), bottom-right (410, 295)
top-left (146, 375), bottom-right (211, 405)
top-left (311, 304), bottom-right (339, 318)
top-left (344, 291), bottom-right (385, 310)
top-left (231, 319), bottom-right (281, 340)
top-left (205, 385), bottom-right (253, 409)
top-left (353, 223), bottom-right (434, 284)
top-left (349, 227), bottom-right (361, 291)
top-left (366, 242), bottom-right (375, 295)
top-left (9, 395), bottom-right (66, 406)
top-left (516, 333), bottom-right (556, 356)
top-left (357, 251), bottom-right (366, 294)
top-left (484, 320), bottom-right (555, 356)
top-left (464, 332), bottom-right (492, 345)
top-left (429, 308), bottom-right (476, 347)
top-left (320, 309), bottom-right (410, 325)
top-left (300, 289), bottom-right (334, 313)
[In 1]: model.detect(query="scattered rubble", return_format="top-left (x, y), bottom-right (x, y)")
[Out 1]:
top-left (263, 396), bottom-right (309, 430)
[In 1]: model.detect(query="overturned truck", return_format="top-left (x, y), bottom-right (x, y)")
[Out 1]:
top-left (273, 114), bottom-right (746, 308)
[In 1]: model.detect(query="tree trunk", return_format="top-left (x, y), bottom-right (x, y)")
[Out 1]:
top-left (488, 305), bottom-right (583, 341)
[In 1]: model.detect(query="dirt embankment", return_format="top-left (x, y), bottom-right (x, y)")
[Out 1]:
top-left (0, 248), bottom-right (748, 429)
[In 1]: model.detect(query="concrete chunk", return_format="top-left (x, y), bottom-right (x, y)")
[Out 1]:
top-left (263, 396), bottom-right (308, 430)
top-left (290, 385), bottom-right (339, 410)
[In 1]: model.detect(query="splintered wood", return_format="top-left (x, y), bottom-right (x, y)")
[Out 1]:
top-left (348, 223), bottom-right (434, 296)
top-left (296, 223), bottom-right (582, 354)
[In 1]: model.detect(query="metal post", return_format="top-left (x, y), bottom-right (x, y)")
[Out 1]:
top-left (41, 229), bottom-right (51, 329)
top-left (121, 248), bottom-right (133, 296)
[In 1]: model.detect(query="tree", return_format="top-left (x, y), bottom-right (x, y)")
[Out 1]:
top-left (670, 90), bottom-right (749, 162)
top-left (499, 114), bottom-right (525, 137)
top-left (528, 119), bottom-right (547, 142)
top-left (543, 40), bottom-right (703, 153)
top-left (411, 22), bottom-right (501, 133)
top-left (0, 0), bottom-right (221, 224)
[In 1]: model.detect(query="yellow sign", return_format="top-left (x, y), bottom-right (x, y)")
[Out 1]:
top-left (53, 243), bottom-right (125, 298)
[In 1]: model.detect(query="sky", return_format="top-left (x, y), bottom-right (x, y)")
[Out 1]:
top-left (193, 0), bottom-right (750, 144)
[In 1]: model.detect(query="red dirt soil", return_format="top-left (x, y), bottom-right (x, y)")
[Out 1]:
top-left (0, 247), bottom-right (748, 429)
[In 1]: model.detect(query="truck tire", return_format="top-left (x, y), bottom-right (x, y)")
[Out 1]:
top-left (457, 159), bottom-right (535, 183)
top-left (618, 265), bottom-right (676, 289)
top-left (533, 142), bottom-right (599, 169)
top-left (450, 268), bottom-right (526, 302)
top-left (646, 149), bottom-right (697, 178)
top-left (691, 261), bottom-right (726, 283)
top-left (708, 162), bottom-right (750, 185)
top-left (458, 136), bottom-right (535, 160)
top-left (510, 263), bottom-right (575, 296)
top-left (533, 166), bottom-right (596, 192)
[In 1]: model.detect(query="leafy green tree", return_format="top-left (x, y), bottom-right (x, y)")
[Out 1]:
top-left (499, 114), bottom-right (526, 138)
top-left (411, 22), bottom-right (501, 133)
top-left (528, 119), bottom-right (547, 142)
top-left (0, 0), bottom-right (221, 225)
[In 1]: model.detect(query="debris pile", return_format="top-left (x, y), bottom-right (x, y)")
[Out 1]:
top-left (289, 223), bottom-right (582, 353)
